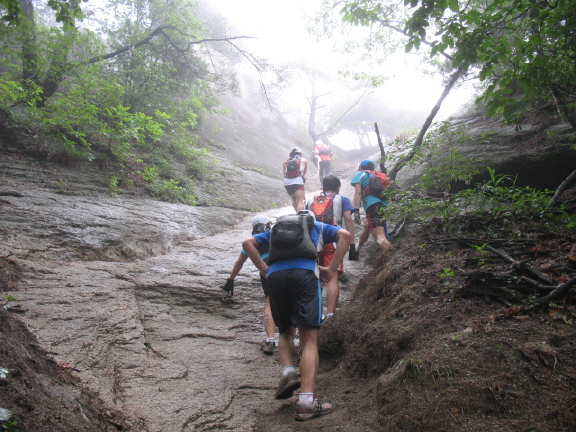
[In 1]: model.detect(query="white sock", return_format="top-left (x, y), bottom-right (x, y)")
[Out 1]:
top-left (299, 392), bottom-right (314, 405)
top-left (282, 366), bottom-right (296, 376)
top-left (356, 243), bottom-right (363, 253)
top-left (266, 337), bottom-right (275, 343)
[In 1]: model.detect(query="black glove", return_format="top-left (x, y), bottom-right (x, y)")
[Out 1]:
top-left (349, 244), bottom-right (358, 261)
top-left (353, 209), bottom-right (361, 225)
top-left (222, 278), bottom-right (234, 295)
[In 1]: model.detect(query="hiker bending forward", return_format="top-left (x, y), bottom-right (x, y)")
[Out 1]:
top-left (350, 159), bottom-right (392, 256)
top-left (242, 211), bottom-right (351, 421)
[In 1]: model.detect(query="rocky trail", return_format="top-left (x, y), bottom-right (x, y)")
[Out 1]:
top-left (1, 153), bottom-right (373, 431)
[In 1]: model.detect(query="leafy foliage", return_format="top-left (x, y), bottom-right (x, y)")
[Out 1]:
top-left (318, 0), bottom-right (576, 129)
top-left (383, 166), bottom-right (575, 237)
top-left (0, 0), bottom-right (251, 204)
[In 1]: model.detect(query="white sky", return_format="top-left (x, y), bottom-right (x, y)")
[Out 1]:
top-left (205, 0), bottom-right (474, 146)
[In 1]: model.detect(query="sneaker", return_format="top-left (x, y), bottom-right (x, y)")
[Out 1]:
top-left (261, 340), bottom-right (275, 355)
top-left (275, 370), bottom-right (301, 399)
top-left (295, 399), bottom-right (333, 421)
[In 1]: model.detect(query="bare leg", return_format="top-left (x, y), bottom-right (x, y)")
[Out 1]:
top-left (325, 272), bottom-right (339, 315)
top-left (278, 327), bottom-right (297, 368)
top-left (370, 226), bottom-right (392, 251)
top-left (290, 189), bottom-right (306, 212)
top-left (263, 296), bottom-right (275, 339)
top-left (297, 327), bottom-right (319, 394)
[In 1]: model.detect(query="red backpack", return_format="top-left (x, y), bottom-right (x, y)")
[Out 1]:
top-left (310, 193), bottom-right (336, 225)
top-left (363, 171), bottom-right (391, 198)
top-left (285, 156), bottom-right (302, 178)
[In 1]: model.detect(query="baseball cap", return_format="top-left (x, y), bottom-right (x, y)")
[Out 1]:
top-left (359, 159), bottom-right (375, 169)
top-left (251, 215), bottom-right (270, 227)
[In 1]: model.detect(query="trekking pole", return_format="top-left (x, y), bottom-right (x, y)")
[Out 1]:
top-left (374, 122), bottom-right (386, 173)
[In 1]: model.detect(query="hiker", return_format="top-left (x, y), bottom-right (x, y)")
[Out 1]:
top-left (314, 140), bottom-right (332, 184)
top-left (283, 147), bottom-right (307, 212)
top-left (306, 175), bottom-right (355, 319)
top-left (221, 215), bottom-right (277, 354)
top-left (242, 210), bottom-right (351, 421)
top-left (350, 159), bottom-right (392, 258)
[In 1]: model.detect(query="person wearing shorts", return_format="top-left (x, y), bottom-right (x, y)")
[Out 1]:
top-left (222, 215), bottom-right (276, 354)
top-left (283, 147), bottom-right (307, 212)
top-left (306, 175), bottom-right (355, 319)
top-left (350, 159), bottom-right (392, 257)
top-left (242, 210), bottom-right (351, 421)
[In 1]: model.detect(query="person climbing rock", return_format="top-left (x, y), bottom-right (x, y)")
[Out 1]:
top-left (350, 159), bottom-right (392, 258)
top-left (283, 147), bottom-right (307, 212)
top-left (242, 210), bottom-right (351, 421)
top-left (222, 215), bottom-right (277, 354)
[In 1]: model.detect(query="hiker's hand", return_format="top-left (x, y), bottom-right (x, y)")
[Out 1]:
top-left (354, 209), bottom-right (361, 225)
top-left (348, 244), bottom-right (358, 261)
top-left (319, 266), bottom-right (334, 283)
top-left (221, 279), bottom-right (234, 295)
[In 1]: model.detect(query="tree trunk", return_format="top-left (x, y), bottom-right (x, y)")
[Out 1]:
top-left (549, 83), bottom-right (576, 132)
top-left (388, 63), bottom-right (466, 181)
top-left (19, 0), bottom-right (39, 87)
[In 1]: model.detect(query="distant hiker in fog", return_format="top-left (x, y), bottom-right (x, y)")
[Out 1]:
top-left (283, 147), bottom-right (307, 212)
top-left (350, 159), bottom-right (392, 258)
top-left (313, 140), bottom-right (332, 184)
top-left (306, 175), bottom-right (355, 320)
top-left (242, 210), bottom-right (351, 421)
top-left (222, 215), bottom-right (277, 354)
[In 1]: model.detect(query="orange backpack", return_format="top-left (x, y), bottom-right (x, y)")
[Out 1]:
top-left (310, 193), bottom-right (336, 225)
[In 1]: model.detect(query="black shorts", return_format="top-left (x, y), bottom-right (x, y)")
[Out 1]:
top-left (366, 202), bottom-right (387, 230)
top-left (260, 274), bottom-right (271, 297)
top-left (284, 184), bottom-right (304, 195)
top-left (267, 268), bottom-right (322, 333)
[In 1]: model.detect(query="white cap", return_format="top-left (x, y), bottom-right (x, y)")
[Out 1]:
top-left (315, 140), bottom-right (322, 145)
top-left (251, 215), bottom-right (270, 227)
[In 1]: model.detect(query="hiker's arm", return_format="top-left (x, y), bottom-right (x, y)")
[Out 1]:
top-left (242, 237), bottom-right (268, 277)
top-left (353, 183), bottom-right (362, 209)
top-left (282, 161), bottom-right (287, 177)
top-left (228, 253), bottom-right (248, 280)
top-left (330, 229), bottom-right (351, 272)
top-left (343, 210), bottom-right (355, 239)
top-left (301, 159), bottom-right (307, 177)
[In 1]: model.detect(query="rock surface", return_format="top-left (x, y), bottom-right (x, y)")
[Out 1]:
top-left (0, 150), bottom-right (372, 431)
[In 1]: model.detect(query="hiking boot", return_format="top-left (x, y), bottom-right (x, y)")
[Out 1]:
top-left (261, 339), bottom-right (275, 355)
top-left (275, 370), bottom-right (301, 399)
top-left (295, 399), bottom-right (333, 421)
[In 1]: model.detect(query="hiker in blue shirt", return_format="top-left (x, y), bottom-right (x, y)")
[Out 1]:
top-left (242, 210), bottom-right (351, 421)
top-left (350, 159), bottom-right (392, 258)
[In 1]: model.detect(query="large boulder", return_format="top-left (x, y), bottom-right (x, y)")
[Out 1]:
top-left (396, 113), bottom-right (576, 192)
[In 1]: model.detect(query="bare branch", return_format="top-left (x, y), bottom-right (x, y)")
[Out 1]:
top-left (529, 275), bottom-right (576, 306)
top-left (549, 168), bottom-right (576, 207)
top-left (84, 25), bottom-right (253, 64)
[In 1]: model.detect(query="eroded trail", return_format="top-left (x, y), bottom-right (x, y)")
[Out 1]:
top-left (2, 156), bottom-right (371, 431)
